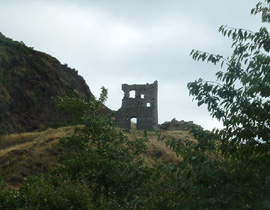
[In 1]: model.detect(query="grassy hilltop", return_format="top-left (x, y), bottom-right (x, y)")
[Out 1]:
top-left (0, 125), bottom-right (194, 189)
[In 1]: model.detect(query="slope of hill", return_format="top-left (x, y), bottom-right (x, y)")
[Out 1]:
top-left (0, 126), bottom-right (194, 189)
top-left (0, 32), bottom-right (92, 135)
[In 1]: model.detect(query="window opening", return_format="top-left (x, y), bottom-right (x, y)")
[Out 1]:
top-left (146, 103), bottom-right (151, 107)
top-left (129, 90), bottom-right (135, 98)
top-left (141, 94), bottom-right (145, 99)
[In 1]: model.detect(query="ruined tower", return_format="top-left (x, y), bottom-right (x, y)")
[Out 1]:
top-left (115, 81), bottom-right (158, 131)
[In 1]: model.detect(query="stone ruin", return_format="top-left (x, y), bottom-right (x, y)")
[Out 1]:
top-left (115, 81), bottom-right (158, 131)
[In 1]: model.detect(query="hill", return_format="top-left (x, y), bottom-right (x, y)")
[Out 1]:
top-left (0, 32), bottom-right (92, 135)
top-left (0, 125), bottom-right (195, 189)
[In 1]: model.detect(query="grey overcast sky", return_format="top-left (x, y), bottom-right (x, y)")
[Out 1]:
top-left (0, 0), bottom-right (263, 130)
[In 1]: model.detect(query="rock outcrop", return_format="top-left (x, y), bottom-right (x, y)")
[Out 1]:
top-left (0, 32), bottom-right (92, 135)
top-left (159, 118), bottom-right (194, 130)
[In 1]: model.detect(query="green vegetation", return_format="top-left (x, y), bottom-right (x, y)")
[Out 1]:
top-left (186, 0), bottom-right (270, 208)
top-left (1, 1), bottom-right (270, 209)
top-left (0, 88), bottom-right (156, 209)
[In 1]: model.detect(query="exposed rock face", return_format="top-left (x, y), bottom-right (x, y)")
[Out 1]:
top-left (159, 118), bottom-right (194, 130)
top-left (0, 32), bottom-right (93, 135)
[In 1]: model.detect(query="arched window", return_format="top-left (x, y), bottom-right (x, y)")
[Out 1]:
top-left (131, 117), bottom-right (137, 129)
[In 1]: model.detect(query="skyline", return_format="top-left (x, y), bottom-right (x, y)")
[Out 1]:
top-left (0, 0), bottom-right (263, 130)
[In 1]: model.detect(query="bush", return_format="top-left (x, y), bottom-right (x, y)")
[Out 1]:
top-left (55, 87), bottom-right (154, 206)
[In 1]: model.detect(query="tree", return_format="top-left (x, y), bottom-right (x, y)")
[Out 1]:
top-left (182, 0), bottom-right (270, 208)
top-left (2, 2), bottom-right (270, 209)
top-left (54, 87), bottom-right (153, 206)
top-left (132, 2), bottom-right (270, 208)
top-left (0, 87), bottom-right (153, 209)
top-left (189, 0), bottom-right (270, 146)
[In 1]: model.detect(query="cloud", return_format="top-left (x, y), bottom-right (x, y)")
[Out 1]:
top-left (0, 0), bottom-right (262, 130)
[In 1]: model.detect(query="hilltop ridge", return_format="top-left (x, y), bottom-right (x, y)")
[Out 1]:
top-left (0, 33), bottom-right (92, 135)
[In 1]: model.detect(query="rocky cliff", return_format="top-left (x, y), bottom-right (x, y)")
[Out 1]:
top-left (0, 32), bottom-right (93, 135)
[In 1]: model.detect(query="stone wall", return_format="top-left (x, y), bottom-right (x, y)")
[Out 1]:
top-left (115, 81), bottom-right (158, 131)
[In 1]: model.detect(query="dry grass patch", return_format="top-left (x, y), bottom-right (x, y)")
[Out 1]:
top-left (0, 124), bottom-right (196, 188)
top-left (0, 126), bottom-right (77, 189)
top-left (124, 128), bottom-right (196, 165)
top-left (0, 126), bottom-right (76, 157)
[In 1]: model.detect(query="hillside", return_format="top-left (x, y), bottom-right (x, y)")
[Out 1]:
top-left (0, 125), bottom-right (195, 189)
top-left (0, 32), bottom-right (92, 135)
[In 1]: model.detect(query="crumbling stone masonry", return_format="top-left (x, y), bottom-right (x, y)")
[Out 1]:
top-left (115, 81), bottom-right (158, 131)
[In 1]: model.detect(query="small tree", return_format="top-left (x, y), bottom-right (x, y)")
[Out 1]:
top-left (55, 87), bottom-right (153, 206)
top-left (0, 88), bottom-right (153, 209)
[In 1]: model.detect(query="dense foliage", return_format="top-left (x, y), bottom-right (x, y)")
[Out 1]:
top-left (55, 88), bottom-right (154, 206)
top-left (0, 88), bottom-right (156, 209)
top-left (1, 1), bottom-right (270, 209)
top-left (186, 0), bottom-right (270, 208)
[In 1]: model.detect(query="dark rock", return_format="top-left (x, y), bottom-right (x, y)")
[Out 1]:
top-left (8, 149), bottom-right (26, 156)
top-left (0, 32), bottom-right (94, 135)
top-left (154, 150), bottom-right (163, 158)
top-left (1, 161), bottom-right (9, 169)
top-left (8, 174), bottom-right (24, 183)
top-left (159, 119), bottom-right (194, 130)
top-left (19, 170), bottom-right (27, 177)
